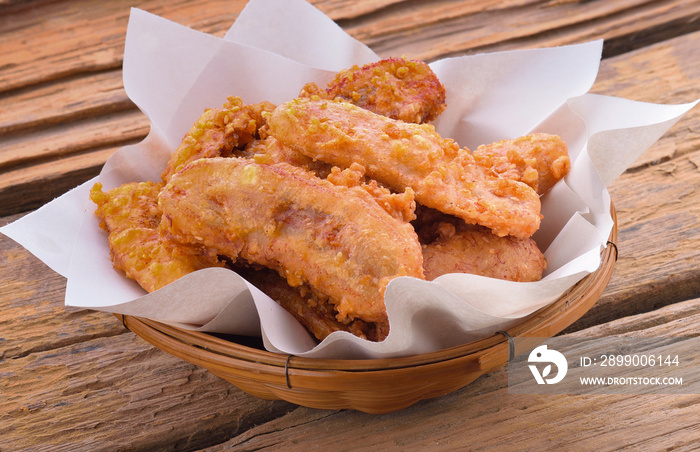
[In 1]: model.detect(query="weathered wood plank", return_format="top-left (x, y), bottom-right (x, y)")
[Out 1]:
top-left (0, 332), bottom-right (296, 451)
top-left (0, 110), bottom-right (148, 217)
top-left (311, 0), bottom-right (410, 20)
top-left (570, 295), bottom-right (700, 337)
top-left (1, 208), bottom-right (293, 450)
top-left (200, 298), bottom-right (700, 451)
top-left (574, 147), bottom-right (700, 330)
top-left (0, 70), bottom-right (133, 137)
top-left (592, 31), bottom-right (700, 167)
top-left (216, 393), bottom-right (700, 451)
top-left (0, 0), bottom-right (246, 93)
top-left (339, 0), bottom-right (700, 61)
top-left (0, 0), bottom-right (394, 92)
top-left (0, 110), bottom-right (147, 172)
top-left (1, 210), bottom-right (297, 450)
top-left (3, 213), bottom-right (696, 452)
top-left (0, 148), bottom-right (113, 217)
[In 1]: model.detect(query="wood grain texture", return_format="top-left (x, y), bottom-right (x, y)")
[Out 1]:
top-left (0, 110), bottom-right (147, 216)
top-left (0, 217), bottom-right (298, 450)
top-left (334, 0), bottom-right (700, 60)
top-left (0, 332), bottom-right (296, 451)
top-left (0, 0), bottom-right (244, 93)
top-left (1, 247), bottom-right (695, 451)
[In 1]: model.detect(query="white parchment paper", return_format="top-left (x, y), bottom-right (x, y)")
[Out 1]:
top-left (2, 0), bottom-right (698, 359)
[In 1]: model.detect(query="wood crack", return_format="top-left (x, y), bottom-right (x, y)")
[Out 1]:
top-left (0, 325), bottom-right (130, 364)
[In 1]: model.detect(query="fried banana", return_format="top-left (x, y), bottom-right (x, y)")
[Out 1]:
top-left (421, 224), bottom-right (546, 282)
top-left (161, 96), bottom-right (275, 182)
top-left (107, 227), bottom-right (223, 293)
top-left (90, 181), bottom-right (222, 292)
top-left (90, 181), bottom-right (163, 234)
top-left (326, 163), bottom-right (417, 223)
top-left (158, 157), bottom-right (424, 324)
top-left (237, 265), bottom-right (389, 342)
top-left (300, 57), bottom-right (446, 123)
top-left (413, 205), bottom-right (546, 281)
top-left (471, 133), bottom-right (570, 195)
top-left (245, 136), bottom-right (334, 178)
top-left (246, 137), bottom-right (416, 223)
top-left (267, 98), bottom-right (541, 238)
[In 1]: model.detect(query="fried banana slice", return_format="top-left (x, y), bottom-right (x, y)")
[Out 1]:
top-left (161, 96), bottom-right (275, 182)
top-left (472, 133), bottom-right (571, 195)
top-left (325, 163), bottom-right (416, 223)
top-left (90, 181), bottom-right (222, 292)
top-left (413, 205), bottom-right (546, 281)
top-left (158, 158), bottom-right (424, 324)
top-left (90, 181), bottom-right (164, 233)
top-left (237, 265), bottom-right (389, 342)
top-left (300, 57), bottom-right (446, 123)
top-left (108, 227), bottom-right (223, 293)
top-left (267, 98), bottom-right (541, 238)
top-left (421, 224), bottom-right (546, 282)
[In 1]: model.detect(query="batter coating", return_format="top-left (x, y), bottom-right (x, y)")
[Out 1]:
top-left (301, 57), bottom-right (446, 123)
top-left (472, 133), bottom-right (570, 195)
top-left (90, 181), bottom-right (222, 292)
top-left (158, 157), bottom-right (424, 324)
top-left (267, 98), bottom-right (542, 238)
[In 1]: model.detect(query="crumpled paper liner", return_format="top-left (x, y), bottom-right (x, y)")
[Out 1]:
top-left (2, 0), bottom-right (698, 359)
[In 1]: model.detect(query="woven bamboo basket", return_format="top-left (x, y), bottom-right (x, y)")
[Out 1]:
top-left (117, 205), bottom-right (617, 414)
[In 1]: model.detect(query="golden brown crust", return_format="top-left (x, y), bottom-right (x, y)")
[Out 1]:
top-left (161, 96), bottom-right (275, 182)
top-left (414, 205), bottom-right (546, 282)
top-left (267, 98), bottom-right (542, 238)
top-left (244, 136), bottom-right (334, 178)
top-left (90, 181), bottom-right (164, 233)
top-left (108, 227), bottom-right (223, 293)
top-left (421, 224), bottom-right (546, 282)
top-left (158, 157), bottom-right (424, 324)
top-left (471, 133), bottom-right (571, 195)
top-left (237, 266), bottom-right (388, 342)
top-left (302, 57), bottom-right (446, 124)
top-left (89, 61), bottom-right (570, 342)
top-left (90, 181), bottom-right (222, 292)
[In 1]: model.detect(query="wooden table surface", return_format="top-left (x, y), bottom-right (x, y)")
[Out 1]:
top-left (1, 0), bottom-right (699, 450)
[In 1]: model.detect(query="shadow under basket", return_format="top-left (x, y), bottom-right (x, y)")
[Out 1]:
top-left (117, 205), bottom-right (618, 414)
